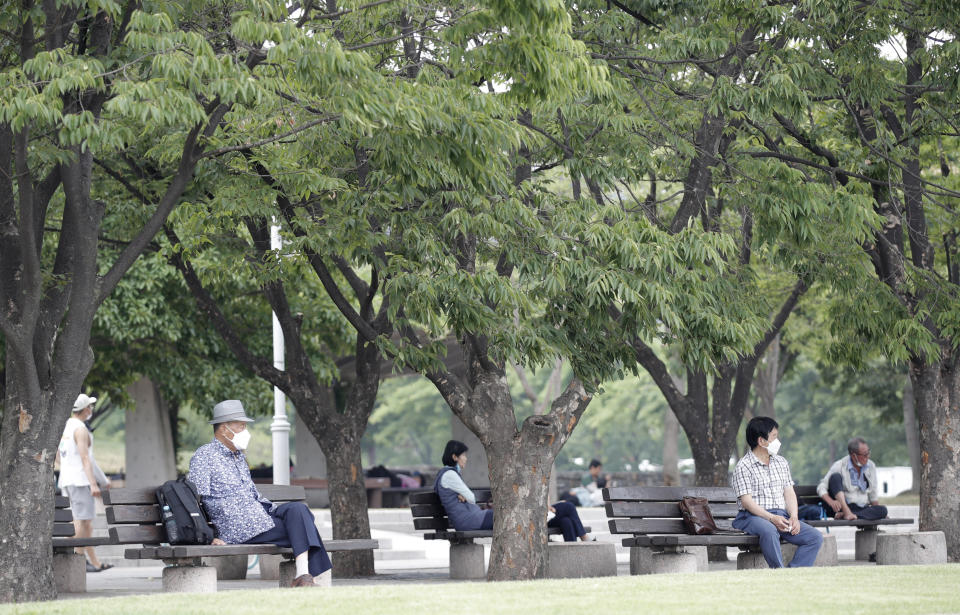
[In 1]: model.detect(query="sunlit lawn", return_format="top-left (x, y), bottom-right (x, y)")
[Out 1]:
top-left (1, 564), bottom-right (957, 615)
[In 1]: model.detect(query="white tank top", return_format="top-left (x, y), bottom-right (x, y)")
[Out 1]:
top-left (58, 417), bottom-right (93, 487)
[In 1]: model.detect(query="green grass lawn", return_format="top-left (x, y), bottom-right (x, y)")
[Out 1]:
top-left (2, 564), bottom-right (958, 615)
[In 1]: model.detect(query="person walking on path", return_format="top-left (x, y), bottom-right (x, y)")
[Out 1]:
top-left (57, 393), bottom-right (112, 572)
top-left (731, 416), bottom-right (823, 568)
top-left (188, 400), bottom-right (332, 587)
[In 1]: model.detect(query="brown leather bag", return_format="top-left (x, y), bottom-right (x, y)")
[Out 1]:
top-left (679, 496), bottom-right (718, 535)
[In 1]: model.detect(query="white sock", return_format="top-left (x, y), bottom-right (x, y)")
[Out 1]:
top-left (295, 552), bottom-right (309, 577)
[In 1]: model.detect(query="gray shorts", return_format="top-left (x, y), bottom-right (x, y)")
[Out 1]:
top-left (63, 485), bottom-right (95, 520)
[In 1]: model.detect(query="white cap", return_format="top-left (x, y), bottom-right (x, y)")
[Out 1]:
top-left (73, 393), bottom-right (97, 412)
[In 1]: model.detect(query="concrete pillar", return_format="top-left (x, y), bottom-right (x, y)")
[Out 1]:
top-left (293, 412), bottom-right (327, 478)
top-left (278, 559), bottom-right (297, 587)
top-left (737, 550), bottom-right (768, 569)
top-left (649, 548), bottom-right (699, 574)
top-left (202, 554), bottom-right (248, 579)
top-left (876, 531), bottom-right (947, 565)
top-left (629, 546), bottom-right (653, 575)
top-left (449, 542), bottom-right (486, 579)
top-left (782, 534), bottom-right (838, 567)
top-left (53, 552), bottom-right (86, 593)
top-left (258, 554), bottom-right (282, 580)
top-left (855, 527), bottom-right (879, 561)
top-left (125, 377), bottom-right (176, 485)
top-left (451, 417), bottom-right (489, 487)
top-left (546, 542), bottom-right (617, 578)
top-left (162, 565), bottom-right (217, 593)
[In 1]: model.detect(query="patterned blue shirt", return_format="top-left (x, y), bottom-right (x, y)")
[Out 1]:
top-left (188, 439), bottom-right (275, 544)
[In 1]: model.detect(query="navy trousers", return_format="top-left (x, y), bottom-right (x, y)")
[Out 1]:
top-left (822, 473), bottom-right (888, 521)
top-left (548, 501), bottom-right (586, 542)
top-left (246, 502), bottom-right (332, 576)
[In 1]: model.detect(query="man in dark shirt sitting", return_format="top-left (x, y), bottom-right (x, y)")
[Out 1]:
top-left (188, 400), bottom-right (331, 587)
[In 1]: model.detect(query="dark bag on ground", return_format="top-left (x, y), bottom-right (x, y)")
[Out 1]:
top-left (679, 496), bottom-right (718, 535)
top-left (156, 477), bottom-right (215, 545)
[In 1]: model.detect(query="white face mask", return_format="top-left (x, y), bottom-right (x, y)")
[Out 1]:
top-left (226, 426), bottom-right (251, 450)
top-left (764, 438), bottom-right (782, 456)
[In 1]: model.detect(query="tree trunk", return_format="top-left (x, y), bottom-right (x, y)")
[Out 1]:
top-left (753, 334), bottom-right (780, 418)
top-left (662, 407), bottom-right (679, 486)
top-left (902, 373), bottom-right (922, 493)
top-left (910, 355), bottom-right (960, 561)
top-left (486, 439), bottom-right (554, 580)
top-left (0, 366), bottom-right (68, 601)
top-left (319, 420), bottom-right (375, 577)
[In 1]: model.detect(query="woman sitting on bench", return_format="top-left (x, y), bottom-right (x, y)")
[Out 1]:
top-left (435, 440), bottom-right (593, 542)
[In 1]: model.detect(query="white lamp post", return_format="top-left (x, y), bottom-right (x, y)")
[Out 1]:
top-left (270, 220), bottom-right (291, 485)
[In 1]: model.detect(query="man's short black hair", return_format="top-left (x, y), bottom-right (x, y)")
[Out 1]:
top-left (746, 416), bottom-right (779, 449)
top-left (442, 440), bottom-right (469, 467)
top-left (589, 459), bottom-right (603, 469)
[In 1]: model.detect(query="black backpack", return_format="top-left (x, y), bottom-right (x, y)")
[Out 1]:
top-left (155, 477), bottom-right (215, 545)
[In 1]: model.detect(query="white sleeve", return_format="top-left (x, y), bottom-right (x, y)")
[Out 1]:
top-left (440, 470), bottom-right (476, 504)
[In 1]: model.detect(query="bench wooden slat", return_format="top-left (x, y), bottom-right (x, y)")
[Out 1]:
top-left (54, 509), bottom-right (73, 523)
top-left (604, 501), bottom-right (740, 519)
top-left (806, 518), bottom-right (913, 528)
top-left (414, 518), bottom-right (451, 531)
top-left (110, 525), bottom-right (164, 544)
top-left (107, 505), bottom-right (161, 524)
top-left (55, 495), bottom-right (70, 508)
top-left (409, 490), bottom-right (491, 506)
top-left (53, 536), bottom-right (114, 549)
top-left (54, 523), bottom-right (77, 537)
top-left (410, 504), bottom-right (446, 518)
top-left (155, 539), bottom-right (379, 558)
top-left (603, 486), bottom-right (739, 502)
top-left (608, 518), bottom-right (737, 534)
top-left (623, 534), bottom-right (757, 548)
top-left (104, 484), bottom-right (305, 505)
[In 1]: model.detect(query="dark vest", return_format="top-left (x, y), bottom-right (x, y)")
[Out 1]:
top-left (434, 466), bottom-right (487, 531)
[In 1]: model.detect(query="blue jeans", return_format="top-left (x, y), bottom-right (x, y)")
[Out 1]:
top-left (732, 508), bottom-right (823, 568)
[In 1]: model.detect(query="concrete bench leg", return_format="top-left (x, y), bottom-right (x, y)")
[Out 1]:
top-left (629, 546), bottom-right (653, 575)
top-left (646, 546), bottom-right (698, 574)
top-left (737, 550), bottom-right (767, 569)
top-left (162, 561), bottom-right (217, 593)
top-left (877, 531), bottom-right (948, 565)
top-left (855, 527), bottom-right (879, 561)
top-left (631, 546), bottom-right (706, 574)
top-left (546, 542), bottom-right (617, 579)
top-left (53, 552), bottom-right (86, 593)
top-left (278, 559), bottom-right (297, 587)
top-left (202, 554), bottom-right (249, 580)
top-left (783, 534), bottom-right (838, 567)
top-left (278, 560), bottom-right (333, 587)
top-left (449, 542), bottom-right (485, 580)
top-left (259, 554), bottom-right (282, 580)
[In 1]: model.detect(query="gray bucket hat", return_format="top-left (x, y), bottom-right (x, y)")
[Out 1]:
top-left (208, 400), bottom-right (256, 425)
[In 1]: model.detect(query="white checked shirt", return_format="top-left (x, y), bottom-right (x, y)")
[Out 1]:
top-left (733, 449), bottom-right (794, 511)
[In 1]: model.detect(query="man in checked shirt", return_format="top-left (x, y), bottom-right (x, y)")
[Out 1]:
top-left (732, 416), bottom-right (823, 568)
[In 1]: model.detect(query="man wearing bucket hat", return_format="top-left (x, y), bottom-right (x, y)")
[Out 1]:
top-left (58, 393), bottom-right (112, 572)
top-left (188, 400), bottom-right (331, 587)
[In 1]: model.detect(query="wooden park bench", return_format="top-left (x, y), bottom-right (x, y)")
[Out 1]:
top-left (410, 490), bottom-right (612, 580)
top-left (52, 494), bottom-right (115, 593)
top-left (104, 484), bottom-right (378, 592)
top-left (794, 485), bottom-right (914, 560)
top-left (253, 477), bottom-right (392, 508)
top-left (603, 485), bottom-right (839, 573)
